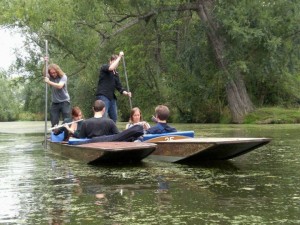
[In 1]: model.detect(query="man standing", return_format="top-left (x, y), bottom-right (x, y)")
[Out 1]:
top-left (95, 51), bottom-right (131, 123)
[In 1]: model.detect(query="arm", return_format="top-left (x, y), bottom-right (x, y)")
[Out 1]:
top-left (142, 121), bottom-right (151, 130)
top-left (44, 76), bottom-right (65, 89)
top-left (109, 51), bottom-right (124, 71)
top-left (78, 122), bottom-right (87, 138)
top-left (115, 75), bottom-right (132, 97)
top-left (110, 121), bottom-right (120, 134)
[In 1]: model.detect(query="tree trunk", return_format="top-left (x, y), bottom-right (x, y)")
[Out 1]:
top-left (196, 0), bottom-right (254, 123)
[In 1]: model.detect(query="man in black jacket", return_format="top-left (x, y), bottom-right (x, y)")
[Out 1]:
top-left (95, 51), bottom-right (131, 123)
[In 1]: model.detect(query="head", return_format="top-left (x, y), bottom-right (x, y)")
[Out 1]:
top-left (109, 54), bottom-right (118, 65)
top-left (93, 100), bottom-right (105, 112)
top-left (71, 107), bottom-right (83, 121)
top-left (154, 105), bottom-right (170, 121)
top-left (47, 64), bottom-right (65, 78)
top-left (129, 107), bottom-right (143, 123)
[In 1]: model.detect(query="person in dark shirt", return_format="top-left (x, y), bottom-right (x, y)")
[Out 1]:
top-left (79, 100), bottom-right (119, 139)
top-left (58, 106), bottom-right (83, 141)
top-left (95, 51), bottom-right (131, 123)
top-left (146, 105), bottom-right (177, 134)
top-left (78, 100), bottom-right (144, 143)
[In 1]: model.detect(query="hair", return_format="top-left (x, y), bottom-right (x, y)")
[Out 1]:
top-left (129, 107), bottom-right (143, 123)
top-left (71, 106), bottom-right (82, 118)
top-left (110, 54), bottom-right (118, 62)
top-left (93, 100), bottom-right (105, 112)
top-left (43, 64), bottom-right (65, 78)
top-left (155, 105), bottom-right (170, 121)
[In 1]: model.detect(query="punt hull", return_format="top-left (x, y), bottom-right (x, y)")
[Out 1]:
top-left (48, 141), bottom-right (157, 165)
top-left (146, 137), bottom-right (271, 163)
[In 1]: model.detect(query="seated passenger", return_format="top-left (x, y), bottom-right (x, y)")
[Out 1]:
top-left (62, 106), bottom-right (83, 140)
top-left (79, 100), bottom-right (119, 139)
top-left (125, 107), bottom-right (150, 131)
top-left (146, 105), bottom-right (177, 134)
top-left (77, 100), bottom-right (144, 144)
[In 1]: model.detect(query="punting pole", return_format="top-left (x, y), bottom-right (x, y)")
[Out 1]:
top-left (44, 40), bottom-right (49, 149)
top-left (122, 56), bottom-right (132, 109)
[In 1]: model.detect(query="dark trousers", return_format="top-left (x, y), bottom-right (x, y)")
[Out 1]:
top-left (50, 101), bottom-right (71, 127)
top-left (75, 125), bottom-right (144, 145)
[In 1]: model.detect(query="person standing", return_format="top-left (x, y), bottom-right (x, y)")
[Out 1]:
top-left (95, 51), bottom-right (131, 123)
top-left (44, 63), bottom-right (71, 127)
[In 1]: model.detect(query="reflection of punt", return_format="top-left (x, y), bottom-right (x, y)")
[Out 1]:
top-left (48, 141), bottom-right (157, 165)
top-left (143, 132), bottom-right (271, 163)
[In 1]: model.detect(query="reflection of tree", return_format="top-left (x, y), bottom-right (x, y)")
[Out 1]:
top-left (45, 159), bottom-right (82, 225)
top-left (155, 176), bottom-right (173, 214)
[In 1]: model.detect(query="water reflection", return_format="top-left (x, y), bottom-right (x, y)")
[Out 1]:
top-left (0, 123), bottom-right (300, 224)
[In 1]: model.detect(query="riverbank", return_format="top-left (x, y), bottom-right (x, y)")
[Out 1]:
top-left (244, 107), bottom-right (300, 124)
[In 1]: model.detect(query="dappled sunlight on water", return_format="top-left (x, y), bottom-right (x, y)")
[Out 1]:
top-left (0, 122), bottom-right (299, 224)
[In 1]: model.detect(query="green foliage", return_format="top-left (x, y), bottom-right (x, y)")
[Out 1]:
top-left (217, 0), bottom-right (300, 106)
top-left (1, 0), bottom-right (300, 123)
top-left (244, 107), bottom-right (300, 124)
top-left (0, 71), bottom-right (21, 121)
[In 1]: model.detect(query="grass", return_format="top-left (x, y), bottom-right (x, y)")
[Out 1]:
top-left (10, 107), bottom-right (300, 124)
top-left (243, 107), bottom-right (300, 124)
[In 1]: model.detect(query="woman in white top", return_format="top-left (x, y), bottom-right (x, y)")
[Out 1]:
top-left (125, 107), bottom-right (150, 131)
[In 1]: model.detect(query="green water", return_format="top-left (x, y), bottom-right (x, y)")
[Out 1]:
top-left (0, 122), bottom-right (299, 224)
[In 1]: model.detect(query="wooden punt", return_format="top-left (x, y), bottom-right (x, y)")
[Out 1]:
top-left (48, 141), bottom-right (157, 165)
top-left (144, 136), bottom-right (271, 163)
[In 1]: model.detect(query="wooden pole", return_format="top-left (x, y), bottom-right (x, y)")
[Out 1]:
top-left (122, 56), bottom-right (132, 109)
top-left (44, 40), bottom-right (49, 149)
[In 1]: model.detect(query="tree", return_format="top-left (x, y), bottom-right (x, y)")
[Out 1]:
top-left (1, 0), bottom-right (299, 123)
top-left (0, 71), bottom-right (20, 121)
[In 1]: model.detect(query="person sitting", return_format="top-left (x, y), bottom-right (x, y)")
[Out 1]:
top-left (146, 105), bottom-right (177, 134)
top-left (125, 107), bottom-right (150, 131)
top-left (62, 106), bottom-right (83, 140)
top-left (77, 100), bottom-right (144, 144)
top-left (79, 100), bottom-right (119, 139)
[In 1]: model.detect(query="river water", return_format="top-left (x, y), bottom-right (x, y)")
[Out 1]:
top-left (0, 122), bottom-right (299, 224)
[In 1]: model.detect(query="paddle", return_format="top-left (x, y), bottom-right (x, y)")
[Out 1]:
top-left (44, 40), bottom-right (49, 149)
top-left (122, 56), bottom-right (132, 109)
top-left (48, 119), bottom-right (83, 131)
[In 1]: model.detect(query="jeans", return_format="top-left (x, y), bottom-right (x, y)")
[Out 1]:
top-left (50, 101), bottom-right (71, 127)
top-left (96, 95), bottom-right (117, 123)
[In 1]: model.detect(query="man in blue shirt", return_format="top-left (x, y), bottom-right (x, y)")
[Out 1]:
top-left (146, 105), bottom-right (177, 134)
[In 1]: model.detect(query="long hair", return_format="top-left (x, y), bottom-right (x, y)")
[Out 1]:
top-left (129, 107), bottom-right (143, 123)
top-left (71, 106), bottom-right (83, 119)
top-left (48, 64), bottom-right (65, 77)
top-left (43, 64), bottom-right (65, 78)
